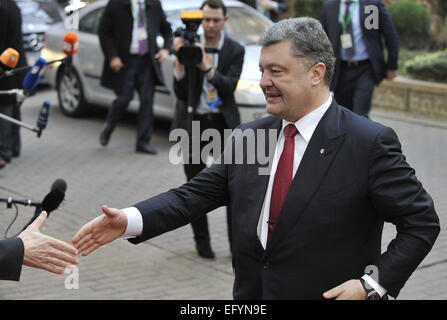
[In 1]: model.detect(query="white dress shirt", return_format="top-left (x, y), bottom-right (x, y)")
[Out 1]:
top-left (121, 93), bottom-right (386, 297)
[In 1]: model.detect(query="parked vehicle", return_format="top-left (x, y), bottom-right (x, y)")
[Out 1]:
top-left (15, 0), bottom-right (65, 68)
top-left (42, 0), bottom-right (271, 123)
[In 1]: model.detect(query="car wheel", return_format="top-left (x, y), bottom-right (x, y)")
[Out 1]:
top-left (57, 67), bottom-right (88, 117)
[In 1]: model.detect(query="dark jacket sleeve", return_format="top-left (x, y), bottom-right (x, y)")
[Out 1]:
top-left (0, 237), bottom-right (24, 281)
top-left (157, 1), bottom-right (173, 51)
top-left (208, 42), bottom-right (245, 98)
top-left (368, 126), bottom-right (440, 297)
top-left (98, 0), bottom-right (118, 60)
top-left (128, 157), bottom-right (230, 244)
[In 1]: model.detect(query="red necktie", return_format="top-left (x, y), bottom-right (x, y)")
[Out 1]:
top-left (268, 124), bottom-right (298, 242)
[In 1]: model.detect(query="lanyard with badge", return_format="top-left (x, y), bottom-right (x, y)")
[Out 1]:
top-left (339, 0), bottom-right (359, 50)
top-left (205, 52), bottom-right (222, 110)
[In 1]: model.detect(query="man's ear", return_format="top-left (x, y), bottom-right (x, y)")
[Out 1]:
top-left (310, 62), bottom-right (327, 87)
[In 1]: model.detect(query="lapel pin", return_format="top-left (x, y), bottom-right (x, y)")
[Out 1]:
top-left (320, 148), bottom-right (325, 155)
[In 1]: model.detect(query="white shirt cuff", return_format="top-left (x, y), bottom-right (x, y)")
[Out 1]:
top-left (121, 207), bottom-right (143, 238)
top-left (362, 274), bottom-right (387, 297)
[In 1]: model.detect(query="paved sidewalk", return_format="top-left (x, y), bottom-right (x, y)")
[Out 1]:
top-left (0, 90), bottom-right (445, 300)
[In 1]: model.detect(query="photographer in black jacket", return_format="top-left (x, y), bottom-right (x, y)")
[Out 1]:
top-left (172, 0), bottom-right (244, 259)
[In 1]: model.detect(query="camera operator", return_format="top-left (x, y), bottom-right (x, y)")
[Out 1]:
top-left (172, 0), bottom-right (244, 259)
top-left (0, 212), bottom-right (79, 281)
top-left (0, 0), bottom-right (27, 169)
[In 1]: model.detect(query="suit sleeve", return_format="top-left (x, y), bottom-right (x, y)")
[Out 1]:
top-left (157, 1), bottom-right (173, 51)
top-left (368, 126), bottom-right (440, 298)
top-left (378, 2), bottom-right (399, 71)
top-left (208, 43), bottom-right (245, 98)
top-left (128, 159), bottom-right (230, 244)
top-left (274, 0), bottom-right (290, 14)
top-left (0, 238), bottom-right (24, 281)
top-left (98, 1), bottom-right (118, 60)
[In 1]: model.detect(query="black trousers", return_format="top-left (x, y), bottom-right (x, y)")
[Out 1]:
top-left (0, 102), bottom-right (20, 161)
top-left (334, 60), bottom-right (376, 117)
top-left (183, 113), bottom-right (232, 251)
top-left (106, 55), bottom-right (155, 147)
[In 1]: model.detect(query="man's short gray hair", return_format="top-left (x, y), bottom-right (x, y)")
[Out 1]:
top-left (258, 17), bottom-right (335, 87)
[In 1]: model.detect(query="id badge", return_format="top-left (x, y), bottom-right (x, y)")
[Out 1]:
top-left (340, 33), bottom-right (353, 49)
top-left (137, 27), bottom-right (148, 41)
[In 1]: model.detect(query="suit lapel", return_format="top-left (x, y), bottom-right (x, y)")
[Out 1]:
top-left (265, 101), bottom-right (346, 254)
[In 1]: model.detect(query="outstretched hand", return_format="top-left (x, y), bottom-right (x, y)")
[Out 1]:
top-left (72, 205), bottom-right (127, 256)
top-left (18, 211), bottom-right (79, 274)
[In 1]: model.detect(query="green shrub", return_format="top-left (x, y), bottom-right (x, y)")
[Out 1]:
top-left (294, 0), bottom-right (325, 19)
top-left (387, 0), bottom-right (431, 50)
top-left (404, 49), bottom-right (447, 82)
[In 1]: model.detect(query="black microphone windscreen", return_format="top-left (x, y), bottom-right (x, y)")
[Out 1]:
top-left (42, 179), bottom-right (67, 214)
top-left (51, 178), bottom-right (67, 193)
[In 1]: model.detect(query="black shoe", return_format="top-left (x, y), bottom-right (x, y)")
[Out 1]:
top-left (99, 124), bottom-right (113, 146)
top-left (196, 242), bottom-right (215, 259)
top-left (136, 143), bottom-right (157, 155)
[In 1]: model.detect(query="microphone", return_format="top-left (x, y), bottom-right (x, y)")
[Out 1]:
top-left (22, 179), bottom-right (67, 230)
top-left (36, 100), bottom-right (51, 137)
top-left (62, 32), bottom-right (79, 57)
top-left (62, 32), bottom-right (79, 74)
top-left (41, 179), bottom-right (67, 216)
top-left (23, 57), bottom-right (47, 95)
top-left (0, 48), bottom-right (19, 69)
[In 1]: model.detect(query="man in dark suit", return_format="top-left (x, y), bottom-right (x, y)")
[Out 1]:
top-left (320, 0), bottom-right (399, 117)
top-left (0, 0), bottom-right (27, 169)
top-left (1, 212), bottom-right (78, 281)
top-left (72, 18), bottom-right (439, 300)
top-left (238, 0), bottom-right (289, 22)
top-left (98, 0), bottom-right (172, 154)
top-left (171, 0), bottom-right (244, 259)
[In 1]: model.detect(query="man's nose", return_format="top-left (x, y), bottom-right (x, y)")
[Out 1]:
top-left (259, 72), bottom-right (273, 89)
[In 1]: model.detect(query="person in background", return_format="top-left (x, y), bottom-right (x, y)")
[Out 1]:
top-left (238, 0), bottom-right (289, 22)
top-left (320, 0), bottom-right (399, 117)
top-left (98, 0), bottom-right (172, 155)
top-left (0, 0), bottom-right (27, 169)
top-left (172, 0), bottom-right (244, 259)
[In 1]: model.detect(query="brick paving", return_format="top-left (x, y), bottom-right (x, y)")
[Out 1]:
top-left (0, 89), bottom-right (445, 300)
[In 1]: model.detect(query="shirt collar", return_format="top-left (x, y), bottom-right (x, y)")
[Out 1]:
top-left (200, 30), bottom-right (225, 50)
top-left (281, 95), bottom-right (333, 143)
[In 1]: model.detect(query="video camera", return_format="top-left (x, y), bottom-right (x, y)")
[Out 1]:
top-left (173, 11), bottom-right (203, 66)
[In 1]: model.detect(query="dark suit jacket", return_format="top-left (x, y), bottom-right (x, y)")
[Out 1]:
top-left (239, 0), bottom-right (289, 22)
top-left (320, 0), bottom-right (399, 90)
top-left (172, 35), bottom-right (245, 130)
top-left (129, 100), bottom-right (440, 299)
top-left (0, 0), bottom-right (27, 104)
top-left (98, 0), bottom-right (172, 92)
top-left (0, 238), bottom-right (24, 281)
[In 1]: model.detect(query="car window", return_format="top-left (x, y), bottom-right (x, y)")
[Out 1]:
top-left (15, 0), bottom-right (64, 24)
top-left (167, 6), bottom-right (271, 46)
top-left (79, 7), bottom-right (105, 34)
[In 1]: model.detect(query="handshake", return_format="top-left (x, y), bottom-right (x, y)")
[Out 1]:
top-left (10, 205), bottom-right (127, 277)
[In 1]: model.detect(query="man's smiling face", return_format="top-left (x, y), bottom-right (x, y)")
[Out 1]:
top-left (259, 40), bottom-right (315, 122)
